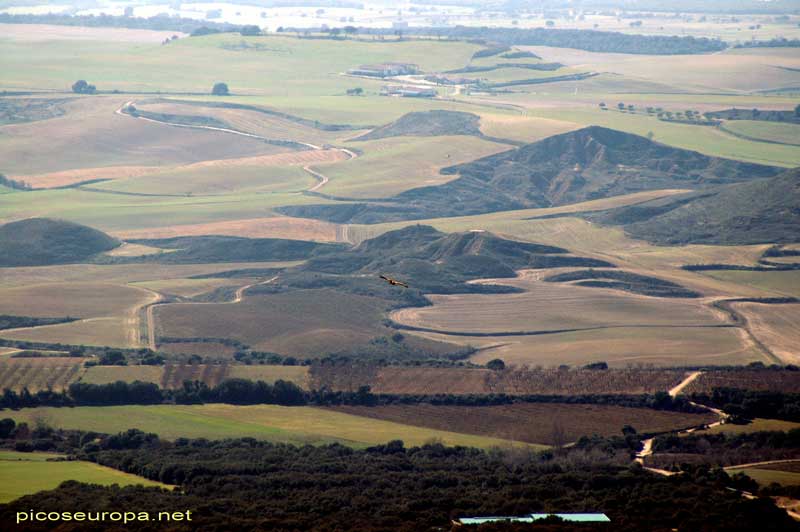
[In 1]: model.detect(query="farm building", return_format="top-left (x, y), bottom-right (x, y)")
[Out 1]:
top-left (454, 513), bottom-right (611, 526)
top-left (380, 85), bottom-right (437, 98)
top-left (347, 62), bottom-right (419, 77)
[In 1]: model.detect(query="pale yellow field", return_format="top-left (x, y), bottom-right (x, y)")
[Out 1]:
top-left (392, 272), bottom-right (726, 334)
top-left (464, 326), bottom-right (763, 368)
top-left (322, 135), bottom-right (511, 198)
top-left (81, 365), bottom-right (164, 386)
top-left (478, 113), bottom-right (581, 143)
top-left (704, 270), bottom-right (800, 298)
top-left (734, 303), bottom-right (800, 365)
top-left (0, 316), bottom-right (136, 348)
top-left (521, 46), bottom-right (800, 93)
top-left (0, 282), bottom-right (150, 319)
top-left (228, 365), bottom-right (310, 388)
top-left (112, 216), bottom-right (341, 242)
top-left (132, 278), bottom-right (246, 299)
top-left (0, 97), bottom-right (289, 176)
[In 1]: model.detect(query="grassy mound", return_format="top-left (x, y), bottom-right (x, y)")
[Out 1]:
top-left (0, 218), bottom-right (119, 266)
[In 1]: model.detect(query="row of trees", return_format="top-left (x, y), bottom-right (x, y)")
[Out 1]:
top-left (0, 378), bottom-right (706, 413)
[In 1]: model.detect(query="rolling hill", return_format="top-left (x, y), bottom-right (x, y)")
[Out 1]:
top-left (591, 167), bottom-right (800, 245)
top-left (353, 110), bottom-right (484, 141)
top-left (269, 225), bottom-right (614, 298)
top-left (280, 126), bottom-right (781, 224)
top-left (0, 218), bottom-right (119, 266)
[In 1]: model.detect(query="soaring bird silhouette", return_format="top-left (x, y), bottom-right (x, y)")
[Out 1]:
top-left (380, 275), bottom-right (409, 288)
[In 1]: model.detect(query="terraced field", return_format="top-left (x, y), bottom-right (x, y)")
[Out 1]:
top-left (0, 357), bottom-right (83, 392)
top-left (310, 365), bottom-right (687, 395)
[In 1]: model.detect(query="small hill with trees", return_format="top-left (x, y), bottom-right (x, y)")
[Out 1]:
top-left (0, 218), bottom-right (120, 266)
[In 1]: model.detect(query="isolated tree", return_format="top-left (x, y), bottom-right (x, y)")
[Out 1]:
top-left (343, 26), bottom-right (358, 37)
top-left (240, 25), bottom-right (261, 36)
top-left (598, 102), bottom-right (606, 109)
top-left (72, 79), bottom-right (96, 94)
top-left (346, 87), bottom-right (364, 96)
top-left (545, 20), bottom-right (555, 27)
top-left (627, 104), bottom-right (635, 112)
top-left (795, 103), bottom-right (800, 117)
top-left (486, 359), bottom-right (506, 371)
top-left (617, 102), bottom-right (625, 111)
top-left (646, 131), bottom-right (654, 140)
top-left (212, 82), bottom-right (229, 96)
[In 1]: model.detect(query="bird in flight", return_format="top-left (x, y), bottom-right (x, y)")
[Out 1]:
top-left (380, 275), bottom-right (409, 288)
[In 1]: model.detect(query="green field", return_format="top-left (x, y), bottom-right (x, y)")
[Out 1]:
top-left (0, 451), bottom-right (169, 503)
top-left (727, 467), bottom-right (800, 487)
top-left (704, 270), bottom-right (800, 298)
top-left (697, 418), bottom-right (800, 436)
top-left (721, 120), bottom-right (800, 147)
top-left (5, 405), bottom-right (527, 449)
top-left (0, 34), bottom-right (479, 97)
top-left (324, 135), bottom-right (510, 198)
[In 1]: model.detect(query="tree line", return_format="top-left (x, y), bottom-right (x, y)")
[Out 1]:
top-left (691, 388), bottom-right (800, 422)
top-left (0, 378), bottom-right (707, 414)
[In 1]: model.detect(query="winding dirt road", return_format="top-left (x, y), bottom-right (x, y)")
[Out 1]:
top-left (143, 276), bottom-right (277, 351)
top-left (117, 101), bottom-right (356, 194)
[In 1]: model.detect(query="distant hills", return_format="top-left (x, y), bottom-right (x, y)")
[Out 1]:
top-left (0, 218), bottom-right (119, 267)
top-left (592, 167), bottom-right (800, 245)
top-left (280, 126), bottom-right (781, 224)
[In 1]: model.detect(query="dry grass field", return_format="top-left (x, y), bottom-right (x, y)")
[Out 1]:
top-left (0, 22), bottom-right (183, 43)
top-left (333, 403), bottom-right (716, 445)
top-left (0, 316), bottom-right (136, 348)
top-left (81, 365), bottom-right (163, 386)
top-left (96, 163), bottom-right (313, 197)
top-left (135, 100), bottom-right (360, 146)
top-left (157, 342), bottom-right (238, 358)
top-left (733, 303), bottom-right (800, 365)
top-left (0, 357), bottom-right (83, 392)
top-left (0, 282), bottom-right (149, 319)
top-left (0, 282), bottom-right (156, 348)
top-left (704, 271), bottom-right (800, 298)
top-left (0, 97), bottom-right (291, 176)
top-left (521, 46), bottom-right (800, 93)
top-left (155, 289), bottom-right (390, 357)
top-left (132, 278), bottom-right (246, 299)
top-left (478, 113), bottom-right (581, 144)
top-left (321, 135), bottom-right (511, 198)
top-left (228, 365), bottom-right (310, 388)
top-left (462, 326), bottom-right (762, 368)
top-left (160, 363), bottom-right (230, 389)
top-left (391, 275), bottom-right (725, 334)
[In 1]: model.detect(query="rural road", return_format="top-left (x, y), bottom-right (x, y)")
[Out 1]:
top-left (117, 101), bottom-right (356, 194)
top-left (668, 371), bottom-right (703, 397)
top-left (144, 276), bottom-right (277, 351)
